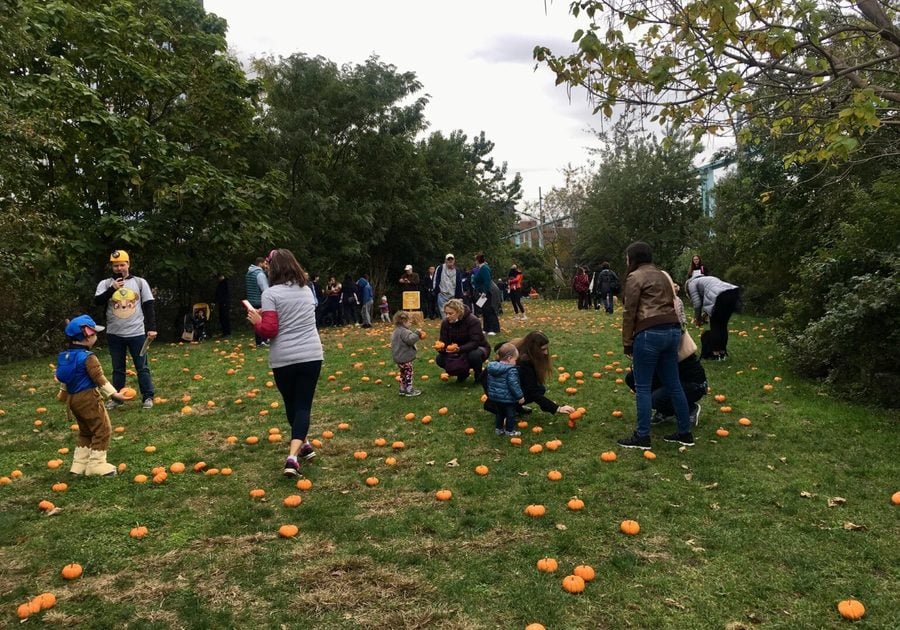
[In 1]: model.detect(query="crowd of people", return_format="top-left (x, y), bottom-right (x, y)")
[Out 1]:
top-left (59, 242), bottom-right (739, 480)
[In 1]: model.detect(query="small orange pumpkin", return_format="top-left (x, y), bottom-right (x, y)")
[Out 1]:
top-left (38, 499), bottom-right (55, 511)
top-left (296, 478), bottom-right (313, 491)
top-left (353, 450), bottom-right (368, 460)
top-left (561, 574), bottom-right (585, 593)
top-left (529, 444), bottom-right (543, 454)
top-left (643, 450), bottom-right (656, 460)
top-left (37, 593), bottom-right (56, 610)
top-left (474, 465), bottom-right (489, 476)
top-left (249, 488), bottom-right (266, 499)
top-left (365, 476), bottom-right (379, 487)
top-left (435, 489), bottom-right (452, 501)
top-left (193, 461), bottom-right (208, 472)
top-left (620, 519), bottom-right (640, 535)
top-left (547, 470), bottom-right (562, 481)
top-left (278, 524), bottom-right (299, 538)
top-left (891, 491), bottom-right (900, 505)
top-left (169, 462), bottom-right (186, 474)
top-left (573, 564), bottom-right (596, 582)
top-left (525, 504), bottom-right (546, 517)
top-left (61, 563), bottom-right (83, 580)
top-left (130, 525), bottom-right (149, 538)
top-left (716, 427), bottom-right (730, 437)
top-left (283, 495), bottom-right (302, 507)
top-left (600, 451), bottom-right (617, 462)
top-left (738, 417), bottom-right (752, 426)
top-left (51, 482), bottom-right (68, 492)
top-left (567, 497), bottom-right (585, 511)
top-left (837, 599), bottom-right (865, 620)
top-left (536, 557), bottom-right (558, 573)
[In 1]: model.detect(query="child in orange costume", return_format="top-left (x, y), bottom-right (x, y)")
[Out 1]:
top-left (55, 315), bottom-right (126, 476)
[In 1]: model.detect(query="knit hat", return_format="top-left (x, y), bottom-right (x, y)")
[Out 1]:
top-left (404, 264), bottom-right (413, 271)
top-left (65, 315), bottom-right (105, 340)
top-left (110, 250), bottom-right (130, 263)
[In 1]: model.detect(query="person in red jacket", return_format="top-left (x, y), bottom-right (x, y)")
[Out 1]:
top-left (573, 266), bottom-right (590, 310)
top-left (507, 264), bottom-right (526, 320)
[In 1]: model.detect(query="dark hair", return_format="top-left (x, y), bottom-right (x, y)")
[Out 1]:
top-left (625, 242), bottom-right (653, 276)
top-left (515, 331), bottom-right (551, 384)
top-left (688, 255), bottom-right (704, 272)
top-left (601, 261), bottom-right (610, 270)
top-left (475, 252), bottom-right (485, 264)
top-left (254, 257), bottom-right (266, 265)
top-left (266, 249), bottom-right (308, 287)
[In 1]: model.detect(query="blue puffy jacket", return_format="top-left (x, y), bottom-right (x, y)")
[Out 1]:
top-left (486, 361), bottom-right (523, 403)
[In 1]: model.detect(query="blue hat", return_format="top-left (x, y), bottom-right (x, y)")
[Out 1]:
top-left (65, 315), bottom-right (105, 340)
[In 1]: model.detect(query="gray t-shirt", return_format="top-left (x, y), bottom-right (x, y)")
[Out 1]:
top-left (439, 264), bottom-right (457, 297)
top-left (94, 276), bottom-right (154, 338)
top-left (261, 283), bottom-right (324, 369)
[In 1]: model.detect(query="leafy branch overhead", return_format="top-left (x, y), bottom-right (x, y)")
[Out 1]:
top-left (535, 0), bottom-right (900, 163)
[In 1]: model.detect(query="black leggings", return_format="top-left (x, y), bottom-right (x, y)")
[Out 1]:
top-left (708, 288), bottom-right (741, 355)
top-left (510, 289), bottom-right (525, 314)
top-left (272, 360), bottom-right (322, 441)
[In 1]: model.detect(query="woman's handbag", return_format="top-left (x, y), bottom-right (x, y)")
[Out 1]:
top-left (444, 353), bottom-right (470, 375)
top-left (678, 328), bottom-right (698, 361)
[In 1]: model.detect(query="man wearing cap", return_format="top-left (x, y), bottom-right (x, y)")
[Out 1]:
top-left (399, 264), bottom-right (420, 291)
top-left (94, 250), bottom-right (157, 410)
top-left (433, 254), bottom-right (464, 318)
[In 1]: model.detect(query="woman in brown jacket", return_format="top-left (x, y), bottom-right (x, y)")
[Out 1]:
top-left (618, 242), bottom-right (693, 450)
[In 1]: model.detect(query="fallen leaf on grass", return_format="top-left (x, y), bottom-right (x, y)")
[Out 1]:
top-left (709, 503), bottom-right (720, 510)
top-left (445, 458), bottom-right (459, 467)
top-left (842, 522), bottom-right (867, 531)
top-left (703, 482), bottom-right (718, 490)
top-left (517, 471), bottom-right (528, 476)
top-left (827, 496), bottom-right (846, 507)
top-left (800, 491), bottom-right (815, 498)
top-left (425, 461), bottom-right (435, 466)
top-left (684, 473), bottom-right (693, 481)
top-left (664, 597), bottom-right (685, 609)
top-left (45, 507), bottom-right (62, 517)
top-left (555, 523), bottom-right (567, 530)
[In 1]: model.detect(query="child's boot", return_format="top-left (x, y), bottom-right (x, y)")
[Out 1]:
top-left (69, 446), bottom-right (91, 475)
top-left (85, 450), bottom-right (117, 476)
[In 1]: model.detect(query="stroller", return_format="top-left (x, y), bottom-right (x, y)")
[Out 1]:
top-left (182, 303), bottom-right (210, 342)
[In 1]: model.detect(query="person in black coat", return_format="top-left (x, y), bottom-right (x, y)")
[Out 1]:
top-left (214, 274), bottom-right (231, 337)
top-left (625, 352), bottom-right (707, 426)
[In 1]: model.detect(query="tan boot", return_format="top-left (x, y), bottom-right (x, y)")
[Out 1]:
top-left (85, 450), bottom-right (117, 477)
top-left (69, 446), bottom-right (91, 475)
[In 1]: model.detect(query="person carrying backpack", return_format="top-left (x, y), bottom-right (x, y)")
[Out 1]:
top-left (591, 262), bottom-right (620, 314)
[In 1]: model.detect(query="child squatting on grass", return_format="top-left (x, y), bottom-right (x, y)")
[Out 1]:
top-left (486, 342), bottom-right (525, 436)
top-left (391, 310), bottom-right (426, 397)
top-left (55, 315), bottom-right (127, 477)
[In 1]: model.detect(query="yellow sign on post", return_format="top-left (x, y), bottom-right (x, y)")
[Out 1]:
top-left (402, 291), bottom-right (421, 311)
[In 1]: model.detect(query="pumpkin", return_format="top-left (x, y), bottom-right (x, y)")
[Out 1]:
top-left (438, 407), bottom-right (449, 415)
top-left (420, 415), bottom-right (432, 424)
top-left (391, 441), bottom-right (405, 450)
top-left (763, 383), bottom-right (774, 391)
top-left (373, 437), bottom-right (387, 446)
top-left (133, 474), bottom-right (148, 484)
top-left (169, 462), bottom-right (186, 474)
top-left (720, 405), bottom-right (733, 413)
top-left (152, 472), bottom-right (167, 484)
top-left (283, 495), bottom-right (302, 507)
top-left (267, 433), bottom-right (282, 443)
top-left (37, 593), bottom-right (56, 610)
top-left (245, 436), bottom-right (259, 444)
top-left (322, 430), bottom-right (334, 439)
top-left (474, 465), bottom-right (489, 476)
top-left (561, 574), bottom-right (585, 593)
top-left (837, 599), bottom-right (865, 620)
top-left (536, 557), bottom-right (558, 573)
top-left (714, 394), bottom-right (726, 402)
top-left (51, 482), bottom-right (68, 492)
top-left (205, 468), bottom-right (219, 476)
top-left (600, 451), bottom-right (617, 462)
top-left (547, 470), bottom-right (562, 481)
top-left (38, 500), bottom-right (55, 511)
top-left (435, 489), bottom-right (453, 501)
top-left (385, 457), bottom-right (397, 466)
top-left (509, 436), bottom-right (523, 446)
top-left (119, 387), bottom-right (137, 400)
top-left (47, 459), bottom-right (62, 469)
top-left (365, 476), bottom-right (379, 487)
top-left (738, 417), bottom-right (752, 426)
top-left (226, 435), bottom-right (238, 444)
top-left (130, 526), bottom-right (149, 538)
top-left (620, 519), bottom-right (640, 535)
top-left (892, 491), bottom-right (900, 505)
top-left (249, 488), bottom-right (266, 499)
top-left (296, 478), bottom-right (313, 491)
top-left (464, 427), bottom-right (476, 435)
top-left (568, 409), bottom-right (584, 421)
top-left (193, 461), bottom-right (208, 472)
top-left (716, 427), bottom-right (730, 437)
top-left (525, 624), bottom-right (546, 630)
top-left (545, 439), bottom-right (562, 451)
top-left (61, 563), bottom-right (83, 580)
top-left (567, 497), bottom-right (585, 511)
top-left (433, 341), bottom-right (446, 351)
top-left (573, 564), bottom-right (596, 582)
top-left (532, 426), bottom-right (543, 433)
top-left (404, 412), bottom-right (416, 421)
top-left (525, 504), bottom-right (546, 517)
top-left (353, 450), bottom-right (368, 460)
top-left (143, 445), bottom-right (157, 453)
top-left (611, 410), bottom-right (623, 417)
top-left (220, 467), bottom-right (233, 476)
top-left (278, 524), bottom-right (299, 538)
top-left (643, 450), bottom-right (656, 460)
top-left (529, 444), bottom-right (543, 454)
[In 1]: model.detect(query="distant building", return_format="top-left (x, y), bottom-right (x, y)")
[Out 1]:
top-left (509, 217), bottom-right (574, 248)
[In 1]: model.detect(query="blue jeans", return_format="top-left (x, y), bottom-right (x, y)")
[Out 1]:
top-left (107, 334), bottom-right (155, 401)
top-left (600, 291), bottom-right (614, 313)
top-left (632, 325), bottom-right (690, 436)
top-left (493, 402), bottom-right (519, 432)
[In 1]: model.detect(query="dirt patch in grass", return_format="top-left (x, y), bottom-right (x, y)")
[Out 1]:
top-left (355, 490), bottom-right (427, 518)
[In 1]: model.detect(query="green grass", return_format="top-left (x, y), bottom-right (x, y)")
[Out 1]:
top-left (0, 301), bottom-right (897, 629)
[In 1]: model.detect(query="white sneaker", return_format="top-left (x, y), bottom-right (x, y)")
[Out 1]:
top-left (142, 398), bottom-right (154, 410)
top-left (106, 399), bottom-right (124, 410)
top-left (486, 331), bottom-right (497, 336)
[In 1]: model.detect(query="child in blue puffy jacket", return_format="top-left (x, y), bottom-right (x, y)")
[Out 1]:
top-left (486, 342), bottom-right (525, 436)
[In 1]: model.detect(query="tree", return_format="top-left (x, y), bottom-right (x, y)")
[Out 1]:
top-left (574, 126), bottom-right (703, 275)
top-left (536, 1), bottom-right (900, 165)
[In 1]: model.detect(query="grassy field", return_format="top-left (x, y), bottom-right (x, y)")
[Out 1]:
top-left (0, 300), bottom-right (897, 629)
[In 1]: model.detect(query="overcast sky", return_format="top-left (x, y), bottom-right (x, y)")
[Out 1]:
top-left (204, 0), bottom-right (728, 207)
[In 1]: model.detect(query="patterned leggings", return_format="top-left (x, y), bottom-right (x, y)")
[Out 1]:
top-left (398, 362), bottom-right (413, 390)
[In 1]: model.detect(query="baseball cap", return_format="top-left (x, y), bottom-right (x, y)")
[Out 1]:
top-left (110, 250), bottom-right (130, 263)
top-left (65, 315), bottom-right (105, 340)
top-left (404, 264), bottom-right (413, 271)
top-left (445, 253), bottom-right (455, 260)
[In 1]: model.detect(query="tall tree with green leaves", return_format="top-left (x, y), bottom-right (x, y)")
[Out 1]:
top-left (536, 0), bottom-right (900, 165)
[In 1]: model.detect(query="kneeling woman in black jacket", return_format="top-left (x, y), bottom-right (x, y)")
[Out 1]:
top-left (484, 331), bottom-right (576, 418)
top-left (625, 353), bottom-right (707, 426)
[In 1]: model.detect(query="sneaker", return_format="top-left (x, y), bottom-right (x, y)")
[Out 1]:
top-left (505, 430), bottom-right (522, 437)
top-left (142, 398), bottom-right (153, 410)
top-left (257, 341), bottom-right (270, 348)
top-left (299, 442), bottom-right (316, 461)
top-left (404, 388), bottom-right (422, 397)
top-left (663, 431), bottom-right (695, 447)
top-left (495, 428), bottom-right (505, 436)
top-left (650, 411), bottom-right (672, 425)
top-left (486, 331), bottom-right (497, 336)
top-left (283, 457), bottom-right (300, 478)
top-left (690, 403), bottom-right (701, 427)
top-left (617, 432), bottom-right (652, 450)
top-left (106, 399), bottom-right (124, 410)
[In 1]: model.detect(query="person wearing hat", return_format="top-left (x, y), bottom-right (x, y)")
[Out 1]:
top-left (398, 264), bottom-right (420, 291)
top-left (94, 250), bottom-right (157, 409)
top-left (433, 254), bottom-right (464, 317)
top-left (55, 315), bottom-right (126, 476)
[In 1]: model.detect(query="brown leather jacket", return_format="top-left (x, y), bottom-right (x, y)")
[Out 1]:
top-left (621, 263), bottom-right (680, 354)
